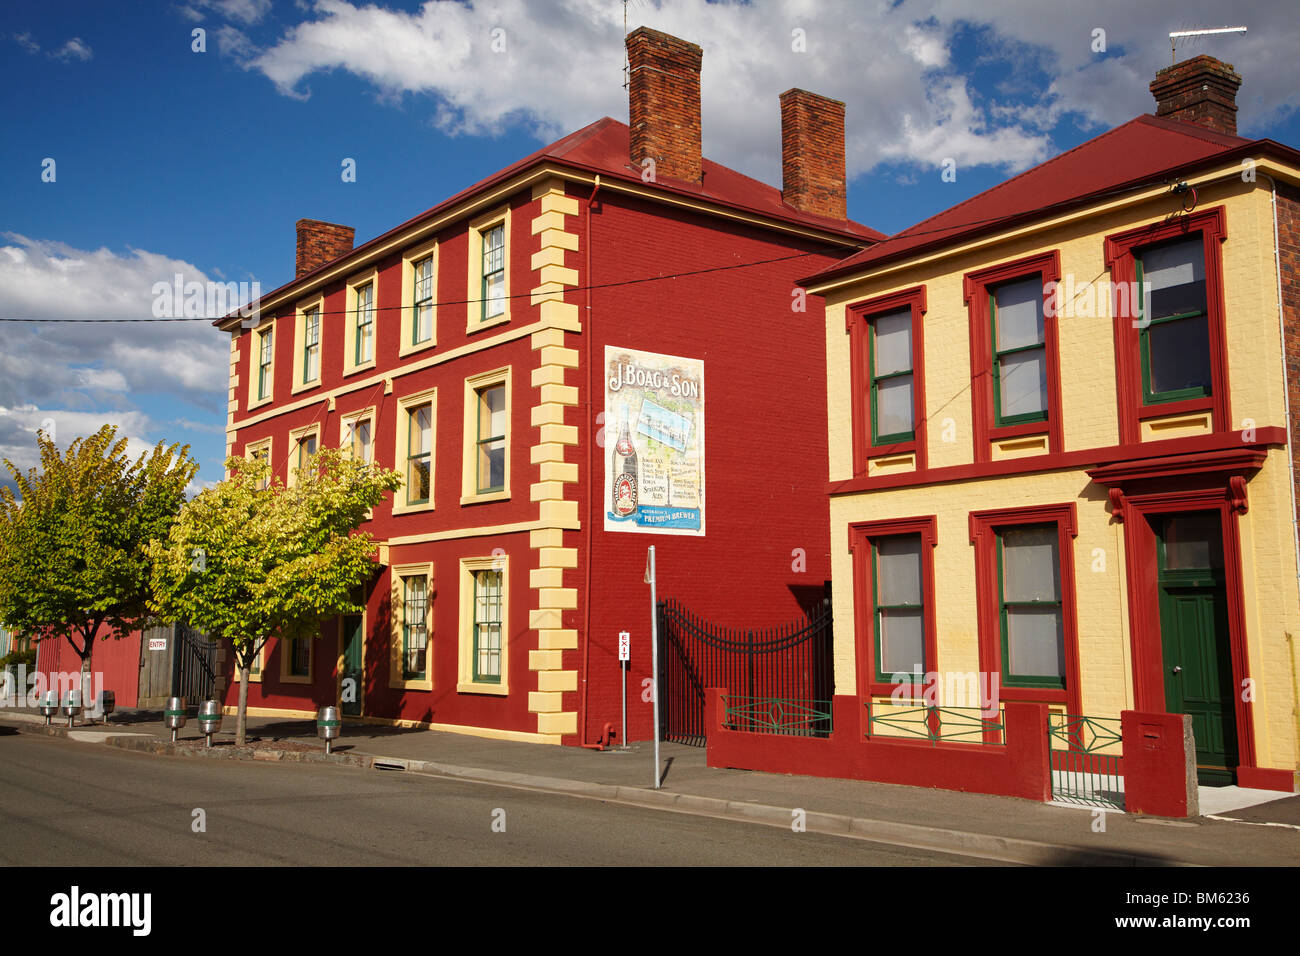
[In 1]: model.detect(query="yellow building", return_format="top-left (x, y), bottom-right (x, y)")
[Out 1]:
top-left (802, 55), bottom-right (1300, 791)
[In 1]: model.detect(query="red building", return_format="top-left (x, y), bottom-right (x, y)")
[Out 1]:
top-left (214, 28), bottom-right (879, 745)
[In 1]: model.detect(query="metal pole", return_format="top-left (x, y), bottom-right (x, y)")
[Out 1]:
top-left (621, 659), bottom-right (627, 751)
top-left (649, 546), bottom-right (660, 789)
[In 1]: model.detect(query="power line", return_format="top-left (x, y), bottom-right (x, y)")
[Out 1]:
top-left (0, 250), bottom-right (823, 324)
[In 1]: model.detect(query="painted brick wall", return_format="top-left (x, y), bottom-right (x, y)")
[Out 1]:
top-left (568, 185), bottom-right (844, 743)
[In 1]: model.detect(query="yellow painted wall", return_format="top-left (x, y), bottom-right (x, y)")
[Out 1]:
top-left (823, 170), bottom-right (1300, 771)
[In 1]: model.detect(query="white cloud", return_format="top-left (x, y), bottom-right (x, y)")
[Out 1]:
top-left (185, 0), bottom-right (272, 25)
top-left (51, 37), bottom-right (93, 62)
top-left (0, 234), bottom-right (229, 417)
top-left (0, 405), bottom-right (156, 485)
top-left (235, 0), bottom-right (1300, 184)
top-left (14, 32), bottom-right (39, 54)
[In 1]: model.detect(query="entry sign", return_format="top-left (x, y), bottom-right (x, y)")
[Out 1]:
top-left (148, 637), bottom-right (167, 652)
top-left (618, 631), bottom-right (630, 662)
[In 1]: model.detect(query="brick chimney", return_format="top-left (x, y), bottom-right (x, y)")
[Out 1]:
top-left (625, 27), bottom-right (702, 184)
top-left (780, 89), bottom-right (847, 220)
top-left (1150, 55), bottom-right (1243, 137)
top-left (295, 219), bottom-right (355, 278)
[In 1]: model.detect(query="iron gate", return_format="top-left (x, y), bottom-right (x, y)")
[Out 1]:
top-left (657, 598), bottom-right (833, 746)
top-left (172, 624), bottom-right (219, 704)
top-left (1048, 713), bottom-right (1126, 810)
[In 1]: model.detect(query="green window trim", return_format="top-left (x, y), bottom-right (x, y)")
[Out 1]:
top-left (868, 311), bottom-right (915, 446)
top-left (871, 536), bottom-right (925, 683)
top-left (406, 404), bottom-right (432, 505)
top-left (354, 283), bottom-right (374, 366)
top-left (480, 224), bottom-right (505, 322)
top-left (402, 575), bottom-right (429, 681)
top-left (257, 329), bottom-right (273, 400)
top-left (413, 256), bottom-right (434, 345)
top-left (302, 309), bottom-right (320, 383)
top-left (1135, 251), bottom-right (1212, 406)
top-left (995, 524), bottom-right (1066, 689)
top-left (471, 569), bottom-right (503, 683)
top-left (989, 282), bottom-right (1048, 428)
top-left (475, 385), bottom-right (506, 494)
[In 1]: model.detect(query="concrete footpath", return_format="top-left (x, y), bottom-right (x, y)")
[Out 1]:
top-left (3, 707), bottom-right (1298, 867)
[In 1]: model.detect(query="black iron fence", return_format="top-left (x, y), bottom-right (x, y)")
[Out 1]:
top-left (657, 598), bottom-right (834, 746)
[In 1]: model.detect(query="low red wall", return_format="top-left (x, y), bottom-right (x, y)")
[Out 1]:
top-left (1121, 710), bottom-right (1198, 817)
top-left (704, 690), bottom-right (1052, 802)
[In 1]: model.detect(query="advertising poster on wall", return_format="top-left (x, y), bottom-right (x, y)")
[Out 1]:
top-left (604, 346), bottom-right (705, 536)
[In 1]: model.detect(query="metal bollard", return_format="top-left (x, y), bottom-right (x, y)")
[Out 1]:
top-left (317, 706), bottom-right (341, 755)
top-left (62, 690), bottom-right (83, 728)
top-left (39, 690), bottom-right (59, 727)
top-left (197, 700), bottom-right (222, 748)
top-left (96, 690), bottom-right (116, 725)
top-left (163, 696), bottom-right (187, 743)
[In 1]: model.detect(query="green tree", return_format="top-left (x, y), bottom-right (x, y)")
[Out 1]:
top-left (150, 447), bottom-right (401, 746)
top-left (0, 425), bottom-right (198, 674)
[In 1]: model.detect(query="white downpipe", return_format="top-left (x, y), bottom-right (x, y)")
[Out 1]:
top-left (1263, 173), bottom-right (1300, 592)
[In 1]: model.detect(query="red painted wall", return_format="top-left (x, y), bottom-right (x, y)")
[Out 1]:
top-left (34, 628), bottom-right (140, 708)
top-left (568, 186), bottom-right (842, 743)
top-left (226, 179), bottom-right (851, 741)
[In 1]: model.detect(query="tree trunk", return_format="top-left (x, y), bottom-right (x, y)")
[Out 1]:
top-left (237, 663), bottom-right (250, 747)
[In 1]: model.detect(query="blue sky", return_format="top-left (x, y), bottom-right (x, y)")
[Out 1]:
top-left (2, 0), bottom-right (1298, 491)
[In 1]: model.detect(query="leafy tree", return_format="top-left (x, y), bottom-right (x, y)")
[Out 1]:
top-left (150, 447), bottom-right (401, 745)
top-left (0, 425), bottom-right (198, 674)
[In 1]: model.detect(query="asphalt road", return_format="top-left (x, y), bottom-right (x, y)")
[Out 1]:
top-left (1, 732), bottom-right (1003, 866)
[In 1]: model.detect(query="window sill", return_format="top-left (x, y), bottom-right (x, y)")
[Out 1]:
top-left (391, 501), bottom-right (435, 517)
top-left (1137, 396), bottom-right (1212, 420)
top-left (457, 680), bottom-right (508, 696)
top-left (290, 379), bottom-right (322, 396)
top-left (466, 313), bottom-right (510, 335)
top-left (989, 419), bottom-right (1049, 441)
top-left (389, 676), bottom-right (432, 692)
top-left (460, 490), bottom-right (510, 506)
top-left (280, 674), bottom-right (312, 685)
top-left (398, 339), bottom-right (437, 359)
top-left (248, 395), bottom-right (274, 411)
top-left (343, 359), bottom-right (377, 378)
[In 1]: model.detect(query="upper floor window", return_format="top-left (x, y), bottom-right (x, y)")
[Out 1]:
top-left (990, 277), bottom-right (1048, 425)
top-left (870, 308), bottom-right (915, 444)
top-left (354, 281), bottom-right (374, 365)
top-left (407, 402), bottom-right (433, 505)
top-left (846, 286), bottom-right (928, 476)
top-left (345, 416), bottom-right (372, 464)
top-left (256, 327), bottom-right (273, 402)
top-left (481, 224), bottom-right (505, 321)
top-left (1136, 237), bottom-right (1211, 404)
top-left (288, 425), bottom-right (320, 488)
top-left (964, 251), bottom-right (1062, 461)
top-left (467, 208), bottom-right (510, 332)
top-left (302, 307), bottom-right (321, 384)
top-left (475, 384), bottom-right (506, 494)
top-left (1103, 206), bottom-right (1228, 444)
top-left (413, 255), bottom-right (435, 344)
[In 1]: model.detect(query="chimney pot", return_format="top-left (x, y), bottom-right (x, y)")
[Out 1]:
top-left (295, 219), bottom-right (355, 279)
top-left (625, 27), bottom-right (703, 184)
top-left (1150, 55), bottom-right (1242, 136)
top-left (780, 89), bottom-right (847, 220)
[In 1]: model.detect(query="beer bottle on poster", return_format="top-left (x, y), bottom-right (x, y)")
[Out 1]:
top-left (612, 404), bottom-right (638, 517)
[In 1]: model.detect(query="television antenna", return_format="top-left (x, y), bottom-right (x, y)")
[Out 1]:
top-left (1168, 26), bottom-right (1246, 64)
top-left (622, 0), bottom-right (648, 90)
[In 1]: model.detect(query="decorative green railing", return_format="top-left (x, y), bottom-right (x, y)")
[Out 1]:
top-left (1047, 713), bottom-right (1125, 810)
top-left (722, 696), bottom-right (833, 737)
top-left (866, 703), bottom-right (1005, 746)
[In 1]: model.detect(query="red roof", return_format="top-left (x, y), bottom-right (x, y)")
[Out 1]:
top-left (803, 114), bottom-right (1293, 286)
top-left (226, 117), bottom-right (880, 323)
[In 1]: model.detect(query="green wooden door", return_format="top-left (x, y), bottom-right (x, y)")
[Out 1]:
top-left (342, 614), bottom-right (364, 718)
top-left (1156, 514), bottom-right (1237, 786)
